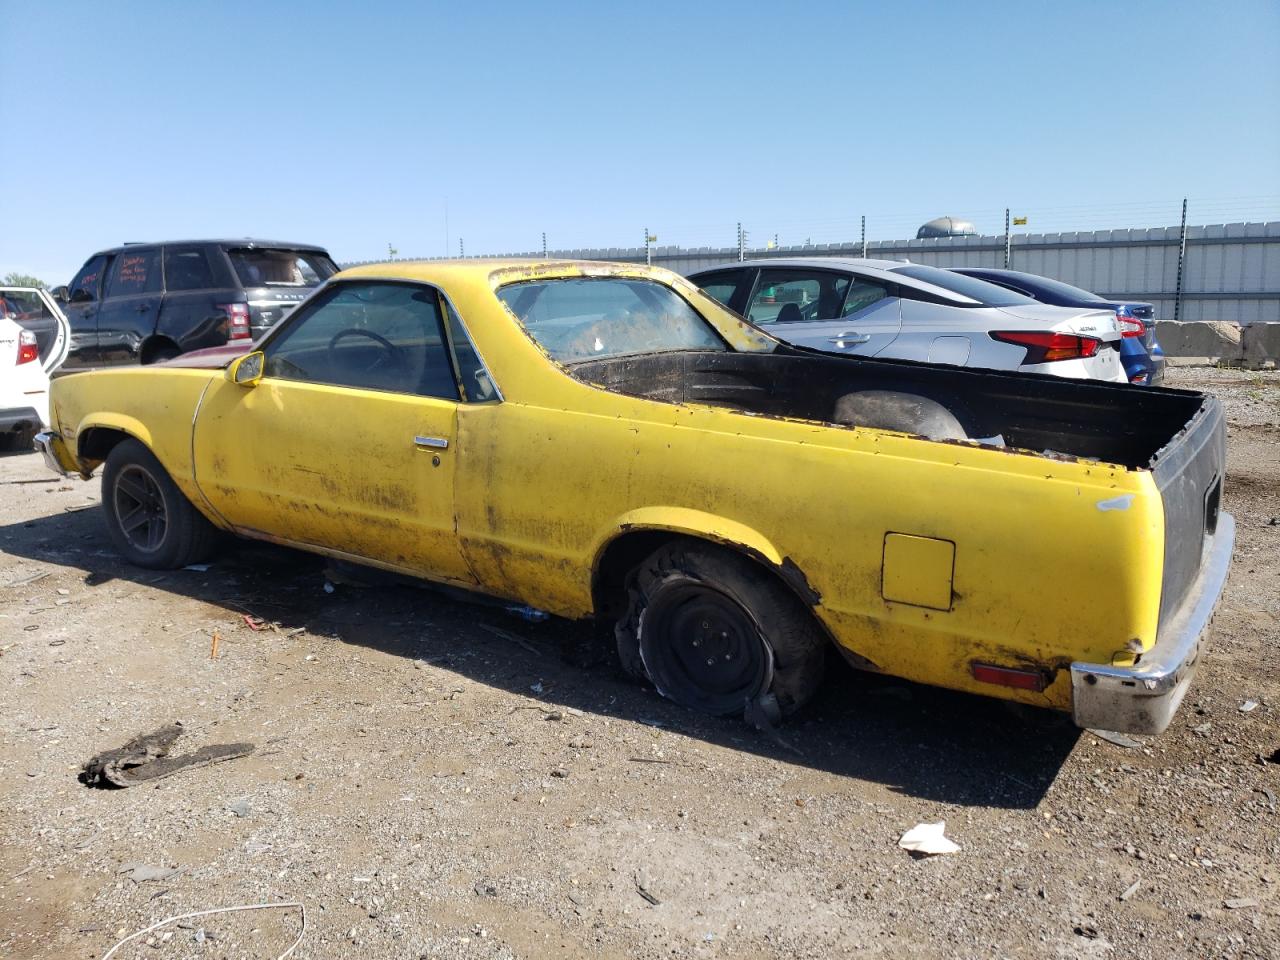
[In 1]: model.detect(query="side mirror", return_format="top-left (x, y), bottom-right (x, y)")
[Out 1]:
top-left (227, 350), bottom-right (265, 387)
top-left (51, 285), bottom-right (70, 303)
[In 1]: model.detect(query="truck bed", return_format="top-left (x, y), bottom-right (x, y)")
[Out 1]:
top-left (571, 348), bottom-right (1207, 469)
top-left (572, 348), bottom-right (1227, 645)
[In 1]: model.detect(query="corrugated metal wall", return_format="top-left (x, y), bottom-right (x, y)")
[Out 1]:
top-left (416, 221), bottom-right (1279, 322)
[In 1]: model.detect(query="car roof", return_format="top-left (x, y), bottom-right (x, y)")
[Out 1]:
top-left (338, 258), bottom-right (684, 288)
top-left (88, 238), bottom-right (331, 257)
top-left (689, 257), bottom-right (987, 305)
top-left (699, 256), bottom-right (913, 273)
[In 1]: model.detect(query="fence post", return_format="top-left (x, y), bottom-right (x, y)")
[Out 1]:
top-left (1173, 197), bottom-right (1188, 323)
top-left (1003, 208), bottom-right (1011, 268)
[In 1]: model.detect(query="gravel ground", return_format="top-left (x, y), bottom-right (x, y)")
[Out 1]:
top-left (1, 367), bottom-right (1276, 959)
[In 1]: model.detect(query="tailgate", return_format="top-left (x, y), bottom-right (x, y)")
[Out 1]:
top-left (1151, 397), bottom-right (1227, 630)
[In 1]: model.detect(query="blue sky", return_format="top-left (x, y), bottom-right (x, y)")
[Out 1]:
top-left (2, 0), bottom-right (1278, 282)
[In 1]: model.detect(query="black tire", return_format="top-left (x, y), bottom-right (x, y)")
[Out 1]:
top-left (616, 542), bottom-right (826, 718)
top-left (102, 439), bottom-right (218, 569)
top-left (143, 344), bottom-right (180, 365)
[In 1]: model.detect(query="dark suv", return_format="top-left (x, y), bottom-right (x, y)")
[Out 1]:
top-left (54, 239), bottom-right (338, 368)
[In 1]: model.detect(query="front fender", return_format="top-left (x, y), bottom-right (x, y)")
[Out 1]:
top-left (73, 413), bottom-right (155, 461)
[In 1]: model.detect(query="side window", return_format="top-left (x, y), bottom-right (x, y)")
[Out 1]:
top-left (691, 270), bottom-right (745, 308)
top-left (69, 255), bottom-right (108, 302)
top-left (841, 277), bottom-right (890, 317)
top-left (263, 281), bottom-right (460, 400)
top-left (749, 270), bottom-right (850, 324)
top-left (104, 249), bottom-right (162, 298)
top-left (163, 247), bottom-right (216, 292)
top-left (441, 298), bottom-right (498, 402)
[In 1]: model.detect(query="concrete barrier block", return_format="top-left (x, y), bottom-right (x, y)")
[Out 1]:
top-left (1242, 322), bottom-right (1280, 367)
top-left (1155, 321), bottom-right (1244, 360)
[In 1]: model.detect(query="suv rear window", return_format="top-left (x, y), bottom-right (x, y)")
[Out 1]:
top-left (227, 249), bottom-right (337, 288)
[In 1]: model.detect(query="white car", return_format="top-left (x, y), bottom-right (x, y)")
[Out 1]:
top-left (0, 286), bottom-right (70, 448)
top-left (688, 258), bottom-right (1125, 381)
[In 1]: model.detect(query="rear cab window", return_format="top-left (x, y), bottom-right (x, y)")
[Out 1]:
top-left (227, 248), bottom-right (337, 288)
top-left (497, 277), bottom-right (728, 364)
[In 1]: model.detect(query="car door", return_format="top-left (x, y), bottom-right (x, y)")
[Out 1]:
top-left (59, 254), bottom-right (109, 368)
top-left (744, 268), bottom-right (901, 356)
top-left (191, 279), bottom-right (476, 585)
top-left (0, 286), bottom-right (70, 373)
top-left (96, 247), bottom-right (163, 364)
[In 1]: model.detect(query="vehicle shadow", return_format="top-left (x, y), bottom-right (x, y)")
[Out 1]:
top-left (1, 508), bottom-right (1080, 810)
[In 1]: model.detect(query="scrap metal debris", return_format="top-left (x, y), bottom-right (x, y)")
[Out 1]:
top-left (101, 901), bottom-right (305, 960)
top-left (118, 862), bottom-right (183, 883)
top-left (1089, 729), bottom-right (1144, 749)
top-left (80, 723), bottom-right (254, 788)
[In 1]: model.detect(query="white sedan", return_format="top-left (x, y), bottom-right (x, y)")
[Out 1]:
top-left (688, 258), bottom-right (1125, 381)
top-left (0, 286), bottom-right (70, 449)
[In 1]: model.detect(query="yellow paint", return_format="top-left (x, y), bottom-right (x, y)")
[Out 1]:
top-left (46, 259), bottom-right (1169, 713)
top-left (882, 534), bottom-right (955, 611)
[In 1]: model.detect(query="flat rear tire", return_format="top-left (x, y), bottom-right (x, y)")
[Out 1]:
top-left (616, 542), bottom-right (826, 718)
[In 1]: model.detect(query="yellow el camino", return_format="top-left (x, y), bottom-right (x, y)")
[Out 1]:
top-left (36, 260), bottom-right (1233, 733)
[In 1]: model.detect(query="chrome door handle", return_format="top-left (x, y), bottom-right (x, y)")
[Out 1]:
top-left (828, 332), bottom-right (871, 345)
top-left (414, 436), bottom-right (449, 449)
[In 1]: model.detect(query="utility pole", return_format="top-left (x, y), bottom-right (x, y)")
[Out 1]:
top-left (444, 199), bottom-right (449, 259)
top-left (541, 232), bottom-right (547, 258)
top-left (737, 222), bottom-right (746, 262)
top-left (860, 215), bottom-right (867, 258)
top-left (1003, 208), bottom-right (1012, 268)
top-left (645, 226), bottom-right (651, 266)
top-left (459, 238), bottom-right (465, 258)
top-left (1173, 197), bottom-right (1188, 323)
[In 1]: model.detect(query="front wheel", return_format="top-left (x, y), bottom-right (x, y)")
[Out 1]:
top-left (102, 439), bottom-right (217, 568)
top-left (616, 542), bottom-right (826, 718)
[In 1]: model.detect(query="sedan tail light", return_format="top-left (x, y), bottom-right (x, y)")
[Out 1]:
top-left (1116, 311), bottom-right (1145, 338)
top-left (217, 302), bottom-right (252, 341)
top-left (989, 330), bottom-right (1101, 363)
top-left (16, 329), bottom-right (39, 365)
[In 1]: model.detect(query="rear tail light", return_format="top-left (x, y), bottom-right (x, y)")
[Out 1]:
top-left (1116, 311), bottom-right (1144, 338)
top-left (989, 330), bottom-right (1101, 363)
top-left (16, 329), bottom-right (39, 365)
top-left (218, 302), bottom-right (252, 341)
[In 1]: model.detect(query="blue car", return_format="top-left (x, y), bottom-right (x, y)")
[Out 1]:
top-left (950, 268), bottom-right (1165, 385)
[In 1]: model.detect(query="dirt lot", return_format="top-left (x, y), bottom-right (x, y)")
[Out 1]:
top-left (1, 367), bottom-right (1276, 959)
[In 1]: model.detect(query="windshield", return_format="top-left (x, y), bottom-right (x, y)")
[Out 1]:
top-left (228, 249), bottom-right (337, 288)
top-left (497, 278), bottom-right (728, 363)
top-left (892, 264), bottom-right (1035, 307)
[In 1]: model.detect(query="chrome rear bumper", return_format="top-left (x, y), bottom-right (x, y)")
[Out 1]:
top-left (33, 430), bottom-right (73, 477)
top-left (1070, 512), bottom-right (1235, 735)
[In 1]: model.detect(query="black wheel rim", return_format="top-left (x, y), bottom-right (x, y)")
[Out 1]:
top-left (113, 464), bottom-right (168, 553)
top-left (639, 583), bottom-right (772, 715)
